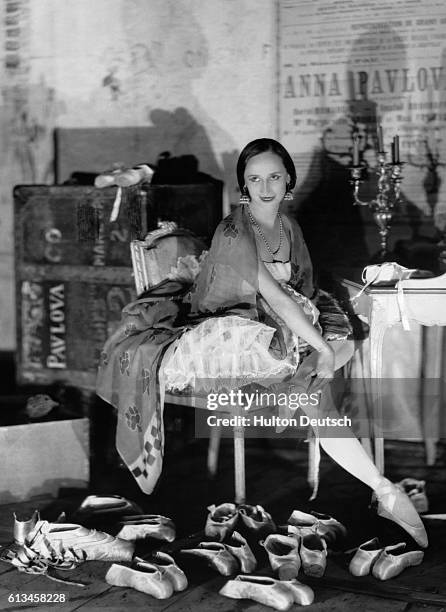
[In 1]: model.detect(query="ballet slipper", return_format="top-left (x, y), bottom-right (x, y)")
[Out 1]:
top-left (238, 504), bottom-right (276, 535)
top-left (106, 560), bottom-right (173, 598)
top-left (280, 578), bottom-right (315, 606)
top-left (224, 531), bottom-right (257, 573)
top-left (299, 533), bottom-right (327, 578)
top-left (396, 478), bottom-right (429, 514)
top-left (374, 478), bottom-right (428, 548)
top-left (115, 164), bottom-right (153, 187)
top-left (205, 503), bottom-right (238, 541)
top-left (349, 537), bottom-right (383, 577)
top-left (371, 543), bottom-right (424, 581)
top-left (147, 551), bottom-right (188, 591)
top-left (219, 575), bottom-right (294, 611)
top-left (13, 510), bottom-right (40, 545)
top-left (260, 534), bottom-right (301, 580)
top-left (181, 542), bottom-right (238, 576)
top-left (287, 509), bottom-right (346, 546)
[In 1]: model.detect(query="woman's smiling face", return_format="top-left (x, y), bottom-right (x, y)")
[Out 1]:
top-left (244, 151), bottom-right (290, 208)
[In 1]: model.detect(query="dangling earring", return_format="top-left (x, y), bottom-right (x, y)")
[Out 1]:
top-left (284, 184), bottom-right (293, 201)
top-left (239, 186), bottom-right (250, 204)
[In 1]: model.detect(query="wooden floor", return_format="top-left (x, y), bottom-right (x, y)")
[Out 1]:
top-left (1, 417), bottom-right (446, 612)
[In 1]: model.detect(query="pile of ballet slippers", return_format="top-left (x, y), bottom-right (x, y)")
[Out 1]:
top-left (349, 537), bottom-right (424, 581)
top-left (0, 494), bottom-right (186, 597)
top-left (1, 495), bottom-right (427, 610)
top-left (179, 502), bottom-right (349, 610)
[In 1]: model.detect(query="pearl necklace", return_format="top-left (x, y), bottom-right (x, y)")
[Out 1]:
top-left (246, 204), bottom-right (284, 258)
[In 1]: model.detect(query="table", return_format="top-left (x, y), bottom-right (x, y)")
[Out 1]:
top-left (340, 271), bottom-right (446, 473)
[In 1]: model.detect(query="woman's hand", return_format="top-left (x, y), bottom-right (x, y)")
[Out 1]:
top-left (310, 343), bottom-right (335, 380)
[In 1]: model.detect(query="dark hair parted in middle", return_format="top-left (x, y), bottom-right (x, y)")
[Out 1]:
top-left (236, 138), bottom-right (297, 192)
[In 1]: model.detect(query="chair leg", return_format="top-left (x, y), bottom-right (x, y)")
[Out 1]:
top-left (207, 425), bottom-right (221, 478)
top-left (233, 406), bottom-right (246, 504)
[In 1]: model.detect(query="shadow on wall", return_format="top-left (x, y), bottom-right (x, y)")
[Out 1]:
top-left (57, 107), bottom-right (233, 189)
top-left (294, 25), bottom-right (441, 275)
top-left (92, 0), bottom-right (240, 210)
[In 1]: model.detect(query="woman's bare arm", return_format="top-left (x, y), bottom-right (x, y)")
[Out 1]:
top-left (258, 261), bottom-right (334, 377)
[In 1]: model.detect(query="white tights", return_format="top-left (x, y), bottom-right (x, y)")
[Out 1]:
top-left (299, 340), bottom-right (384, 494)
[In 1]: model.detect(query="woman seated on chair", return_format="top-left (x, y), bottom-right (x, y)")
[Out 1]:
top-left (97, 138), bottom-right (427, 549)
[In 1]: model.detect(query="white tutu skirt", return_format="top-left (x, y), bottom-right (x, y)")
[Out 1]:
top-left (163, 286), bottom-right (320, 393)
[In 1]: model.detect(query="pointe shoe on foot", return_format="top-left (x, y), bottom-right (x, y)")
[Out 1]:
top-left (300, 532), bottom-right (327, 578)
top-left (374, 478), bottom-right (428, 548)
top-left (261, 534), bottom-right (301, 580)
top-left (181, 542), bottom-right (238, 576)
top-left (219, 575), bottom-right (294, 611)
top-left (371, 543), bottom-right (424, 580)
top-left (205, 503), bottom-right (238, 541)
top-left (116, 514), bottom-right (175, 542)
top-left (238, 504), bottom-right (276, 535)
top-left (349, 537), bottom-right (383, 577)
top-left (224, 531), bottom-right (257, 573)
top-left (144, 552), bottom-right (188, 591)
top-left (280, 579), bottom-right (315, 606)
top-left (396, 478), bottom-right (429, 514)
top-left (106, 559), bottom-right (173, 598)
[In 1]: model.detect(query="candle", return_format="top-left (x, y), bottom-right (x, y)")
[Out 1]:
top-left (394, 135), bottom-right (400, 163)
top-left (353, 136), bottom-right (359, 166)
top-left (377, 125), bottom-right (384, 152)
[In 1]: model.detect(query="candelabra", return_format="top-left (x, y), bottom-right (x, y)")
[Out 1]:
top-left (349, 128), bottom-right (403, 261)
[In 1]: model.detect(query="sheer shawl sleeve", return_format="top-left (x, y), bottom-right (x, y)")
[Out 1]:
top-left (189, 204), bottom-right (260, 318)
top-left (284, 215), bottom-right (315, 299)
top-left (189, 205), bottom-right (315, 317)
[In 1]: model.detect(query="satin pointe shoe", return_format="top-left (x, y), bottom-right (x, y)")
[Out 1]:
top-left (287, 510), bottom-right (319, 538)
top-left (23, 519), bottom-right (134, 564)
top-left (13, 510), bottom-right (40, 545)
top-left (116, 514), bottom-right (175, 542)
top-left (74, 494), bottom-right (142, 518)
top-left (280, 579), bottom-right (315, 606)
top-left (115, 164), bottom-right (154, 187)
top-left (94, 166), bottom-right (124, 188)
top-left (106, 559), bottom-right (173, 599)
top-left (205, 503), bottom-right (238, 541)
top-left (261, 534), bottom-right (301, 580)
top-left (396, 478), bottom-right (429, 514)
top-left (238, 504), bottom-right (276, 535)
top-left (300, 532), bottom-right (327, 578)
top-left (309, 511), bottom-right (347, 545)
top-left (287, 509), bottom-right (346, 546)
top-left (219, 575), bottom-right (294, 611)
top-left (224, 531), bottom-right (257, 573)
top-left (374, 477), bottom-right (428, 548)
top-left (349, 537), bottom-right (383, 577)
top-left (181, 542), bottom-right (238, 576)
top-left (371, 543), bottom-right (424, 581)
top-left (147, 551), bottom-right (188, 591)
